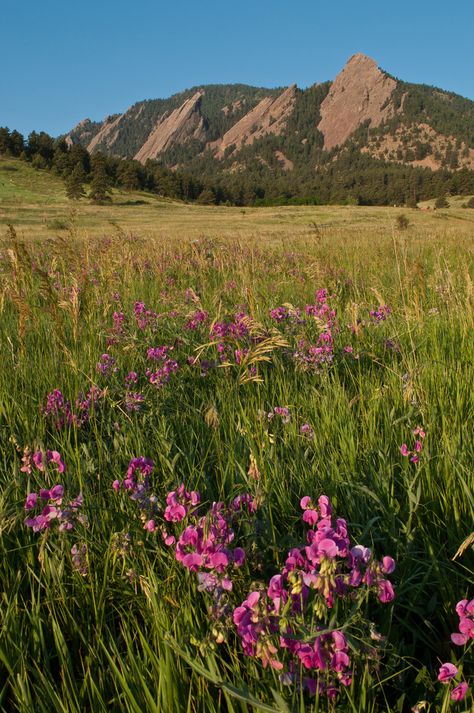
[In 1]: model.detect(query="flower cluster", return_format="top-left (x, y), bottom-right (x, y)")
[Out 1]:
top-left (435, 597), bottom-right (474, 703)
top-left (400, 426), bottom-right (426, 464)
top-left (113, 457), bottom-right (156, 509)
top-left (147, 345), bottom-right (170, 361)
top-left (185, 309), bottom-right (208, 330)
top-left (20, 448), bottom-right (66, 475)
top-left (369, 304), bottom-right (392, 322)
top-left (437, 663), bottom-right (469, 702)
top-left (269, 305), bottom-right (303, 325)
top-left (134, 301), bottom-right (158, 330)
top-left (451, 597), bottom-right (474, 646)
top-left (96, 352), bottom-right (117, 376)
top-left (43, 387), bottom-right (103, 429)
top-left (164, 484), bottom-right (200, 523)
top-left (146, 358), bottom-right (179, 387)
top-left (267, 406), bottom-right (291, 424)
top-left (112, 466), bottom-right (255, 594)
top-left (300, 422), bottom-right (315, 439)
top-left (172, 499), bottom-right (248, 592)
top-left (24, 485), bottom-right (84, 532)
top-left (231, 494), bottom-right (395, 697)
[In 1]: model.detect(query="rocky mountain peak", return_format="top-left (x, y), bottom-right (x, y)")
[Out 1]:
top-left (317, 53), bottom-right (398, 150)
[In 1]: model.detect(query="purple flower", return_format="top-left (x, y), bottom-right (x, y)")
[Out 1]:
top-left (450, 682), bottom-right (469, 702)
top-left (377, 579), bottom-right (395, 603)
top-left (49, 484), bottom-right (64, 502)
top-left (233, 547), bottom-right (245, 566)
top-left (96, 353), bottom-right (116, 376)
top-left (300, 423), bottom-right (315, 439)
top-left (437, 662), bottom-right (458, 683)
top-left (381, 556), bottom-right (396, 574)
top-left (24, 492), bottom-right (38, 511)
top-left (302, 509), bottom-right (319, 526)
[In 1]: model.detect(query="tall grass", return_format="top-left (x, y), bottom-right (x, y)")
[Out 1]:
top-left (0, 224), bottom-right (473, 711)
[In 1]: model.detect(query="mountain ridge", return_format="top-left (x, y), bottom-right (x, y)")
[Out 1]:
top-left (66, 53), bottom-right (474, 177)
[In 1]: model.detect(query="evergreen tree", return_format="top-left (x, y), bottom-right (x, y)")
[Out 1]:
top-left (65, 165), bottom-right (86, 200)
top-left (89, 154), bottom-right (112, 203)
top-left (117, 160), bottom-right (140, 191)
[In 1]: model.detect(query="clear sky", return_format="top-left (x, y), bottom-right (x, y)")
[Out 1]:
top-left (1, 0), bottom-right (473, 138)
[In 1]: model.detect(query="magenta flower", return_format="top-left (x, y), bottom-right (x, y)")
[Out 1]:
top-left (400, 444), bottom-right (410, 457)
top-left (48, 451), bottom-right (66, 473)
top-left (438, 663), bottom-right (458, 683)
top-left (302, 509), bottom-right (319, 526)
top-left (381, 556), bottom-right (396, 574)
top-left (318, 495), bottom-right (331, 518)
top-left (24, 492), bottom-right (38, 511)
top-left (318, 538), bottom-right (338, 558)
top-left (32, 451), bottom-right (44, 471)
top-left (377, 579), bottom-right (395, 603)
top-left (233, 547), bottom-right (245, 566)
top-left (450, 682), bottom-right (469, 701)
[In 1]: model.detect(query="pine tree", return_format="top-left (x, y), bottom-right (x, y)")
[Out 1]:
top-left (89, 155), bottom-right (112, 203)
top-left (65, 166), bottom-right (86, 200)
top-left (118, 161), bottom-right (141, 191)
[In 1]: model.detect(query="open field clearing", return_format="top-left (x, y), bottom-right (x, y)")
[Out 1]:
top-left (1, 158), bottom-right (474, 244)
top-left (1, 169), bottom-right (474, 711)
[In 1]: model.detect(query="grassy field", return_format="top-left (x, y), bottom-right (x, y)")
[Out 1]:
top-left (2, 156), bottom-right (474, 243)
top-left (1, 160), bottom-right (474, 712)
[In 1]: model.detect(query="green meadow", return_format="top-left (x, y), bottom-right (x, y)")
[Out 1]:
top-left (0, 159), bottom-right (473, 711)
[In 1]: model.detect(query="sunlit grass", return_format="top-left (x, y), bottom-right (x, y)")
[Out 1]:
top-left (0, 217), bottom-right (473, 711)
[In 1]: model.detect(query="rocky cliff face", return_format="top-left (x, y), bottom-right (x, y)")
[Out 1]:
top-left (210, 85), bottom-right (297, 158)
top-left (65, 54), bottom-right (474, 176)
top-left (87, 114), bottom-right (124, 152)
top-left (134, 92), bottom-right (206, 162)
top-left (318, 53), bottom-right (398, 150)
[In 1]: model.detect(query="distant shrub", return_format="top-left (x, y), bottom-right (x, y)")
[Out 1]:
top-left (435, 195), bottom-right (449, 209)
top-left (463, 196), bottom-right (474, 209)
top-left (396, 213), bottom-right (410, 230)
top-left (46, 218), bottom-right (68, 230)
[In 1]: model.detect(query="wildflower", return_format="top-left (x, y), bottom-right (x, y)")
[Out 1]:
top-left (451, 598), bottom-right (474, 645)
top-left (450, 682), bottom-right (469, 701)
top-left (300, 423), bottom-right (315, 439)
top-left (400, 428), bottom-right (425, 463)
top-left (20, 447), bottom-right (32, 474)
top-left (134, 301), bottom-right (157, 330)
top-left (185, 309), bottom-right (208, 330)
top-left (437, 663), bottom-right (458, 683)
top-left (24, 485), bottom-right (84, 533)
top-left (369, 305), bottom-right (392, 322)
top-left (146, 345), bottom-right (169, 361)
top-left (124, 391), bottom-right (145, 412)
top-left (96, 353), bottom-right (117, 376)
top-left (268, 407), bottom-right (291, 424)
top-left (31, 450), bottom-right (66, 474)
top-left (146, 359), bottom-right (179, 387)
top-left (71, 543), bottom-right (88, 576)
top-left (24, 492), bottom-right (38, 511)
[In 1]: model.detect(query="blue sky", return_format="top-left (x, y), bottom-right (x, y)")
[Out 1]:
top-left (1, 0), bottom-right (473, 138)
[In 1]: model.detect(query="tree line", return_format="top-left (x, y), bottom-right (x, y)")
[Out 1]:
top-left (1, 125), bottom-right (473, 207)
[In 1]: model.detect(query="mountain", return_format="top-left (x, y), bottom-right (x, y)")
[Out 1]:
top-left (66, 53), bottom-right (474, 179)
